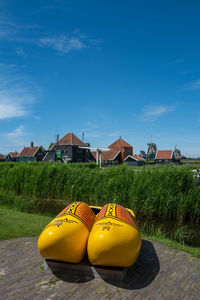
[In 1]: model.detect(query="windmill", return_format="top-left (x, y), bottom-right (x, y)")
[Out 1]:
top-left (147, 135), bottom-right (157, 159)
top-left (78, 146), bottom-right (111, 168)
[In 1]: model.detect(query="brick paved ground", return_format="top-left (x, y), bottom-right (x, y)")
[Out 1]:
top-left (0, 237), bottom-right (200, 299)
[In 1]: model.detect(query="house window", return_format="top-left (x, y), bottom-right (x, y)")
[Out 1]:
top-left (127, 149), bottom-right (130, 155)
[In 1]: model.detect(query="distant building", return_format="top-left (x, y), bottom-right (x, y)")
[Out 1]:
top-left (0, 153), bottom-right (5, 162)
top-left (108, 137), bottom-right (133, 162)
top-left (155, 150), bottom-right (181, 164)
top-left (17, 143), bottom-right (45, 162)
top-left (92, 150), bottom-right (121, 165)
top-left (124, 155), bottom-right (145, 166)
top-left (43, 132), bottom-right (95, 163)
top-left (6, 152), bottom-right (19, 162)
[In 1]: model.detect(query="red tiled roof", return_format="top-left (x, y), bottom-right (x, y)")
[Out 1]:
top-left (0, 153), bottom-right (5, 160)
top-left (155, 150), bottom-right (173, 160)
top-left (109, 138), bottom-right (132, 149)
top-left (18, 146), bottom-right (40, 157)
top-left (92, 150), bottom-right (120, 161)
top-left (125, 155), bottom-right (145, 161)
top-left (57, 132), bottom-right (85, 146)
top-left (9, 152), bottom-right (19, 158)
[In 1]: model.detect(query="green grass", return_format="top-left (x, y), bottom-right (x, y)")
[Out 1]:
top-left (0, 207), bottom-right (51, 240)
top-left (142, 233), bottom-right (200, 258)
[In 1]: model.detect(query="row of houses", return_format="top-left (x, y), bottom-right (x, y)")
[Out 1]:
top-left (0, 132), bottom-right (182, 166)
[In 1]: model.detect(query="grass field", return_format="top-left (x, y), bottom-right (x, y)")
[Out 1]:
top-left (0, 207), bottom-right (51, 240)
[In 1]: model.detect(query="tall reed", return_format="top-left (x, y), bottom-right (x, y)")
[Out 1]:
top-left (0, 163), bottom-right (199, 222)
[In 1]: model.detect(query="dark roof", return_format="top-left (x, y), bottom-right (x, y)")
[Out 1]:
top-left (57, 132), bottom-right (85, 146)
top-left (92, 150), bottom-right (120, 161)
top-left (18, 146), bottom-right (40, 157)
top-left (155, 150), bottom-right (173, 160)
top-left (125, 155), bottom-right (145, 161)
top-left (0, 153), bottom-right (5, 160)
top-left (109, 138), bottom-right (132, 149)
top-left (9, 152), bottom-right (19, 158)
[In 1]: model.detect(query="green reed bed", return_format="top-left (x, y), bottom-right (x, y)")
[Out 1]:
top-left (0, 163), bottom-right (199, 223)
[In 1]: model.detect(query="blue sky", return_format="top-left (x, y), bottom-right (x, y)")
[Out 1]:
top-left (0, 0), bottom-right (200, 157)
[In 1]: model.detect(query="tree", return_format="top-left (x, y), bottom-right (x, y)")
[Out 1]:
top-left (48, 142), bottom-right (54, 150)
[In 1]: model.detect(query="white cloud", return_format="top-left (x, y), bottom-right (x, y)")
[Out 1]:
top-left (0, 102), bottom-right (27, 120)
top-left (187, 80), bottom-right (200, 90)
top-left (0, 63), bottom-right (35, 120)
top-left (38, 34), bottom-right (87, 54)
top-left (7, 125), bottom-right (24, 138)
top-left (141, 104), bottom-right (175, 122)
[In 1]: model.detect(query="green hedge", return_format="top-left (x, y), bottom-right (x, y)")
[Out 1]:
top-left (0, 163), bottom-right (199, 222)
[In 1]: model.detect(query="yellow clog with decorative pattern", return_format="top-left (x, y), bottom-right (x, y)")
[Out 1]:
top-left (38, 202), bottom-right (95, 263)
top-left (87, 204), bottom-right (141, 267)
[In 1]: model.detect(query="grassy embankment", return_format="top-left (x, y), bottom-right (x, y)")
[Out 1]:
top-left (0, 206), bottom-right (51, 240)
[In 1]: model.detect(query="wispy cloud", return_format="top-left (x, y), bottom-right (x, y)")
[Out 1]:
top-left (0, 102), bottom-right (27, 120)
top-left (141, 104), bottom-right (175, 122)
top-left (16, 47), bottom-right (27, 58)
top-left (38, 35), bottom-right (87, 53)
top-left (0, 63), bottom-right (35, 120)
top-left (38, 33), bottom-right (101, 54)
top-left (108, 131), bottom-right (120, 137)
top-left (0, 14), bottom-right (101, 54)
top-left (6, 125), bottom-right (25, 138)
top-left (186, 79), bottom-right (200, 90)
top-left (180, 70), bottom-right (191, 75)
top-left (85, 122), bottom-right (99, 130)
top-left (173, 58), bottom-right (184, 64)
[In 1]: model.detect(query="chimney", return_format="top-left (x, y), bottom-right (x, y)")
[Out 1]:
top-left (30, 141), bottom-right (34, 148)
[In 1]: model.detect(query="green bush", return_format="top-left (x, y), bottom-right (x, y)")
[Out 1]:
top-left (0, 163), bottom-right (199, 222)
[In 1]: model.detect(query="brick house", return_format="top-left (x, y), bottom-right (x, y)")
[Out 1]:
top-left (108, 138), bottom-right (133, 162)
top-left (43, 132), bottom-right (95, 163)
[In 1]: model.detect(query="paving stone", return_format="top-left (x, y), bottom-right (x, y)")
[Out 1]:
top-left (0, 237), bottom-right (200, 299)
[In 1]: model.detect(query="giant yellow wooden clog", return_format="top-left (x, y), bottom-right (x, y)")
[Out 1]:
top-left (38, 202), bottom-right (95, 263)
top-left (87, 203), bottom-right (141, 267)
